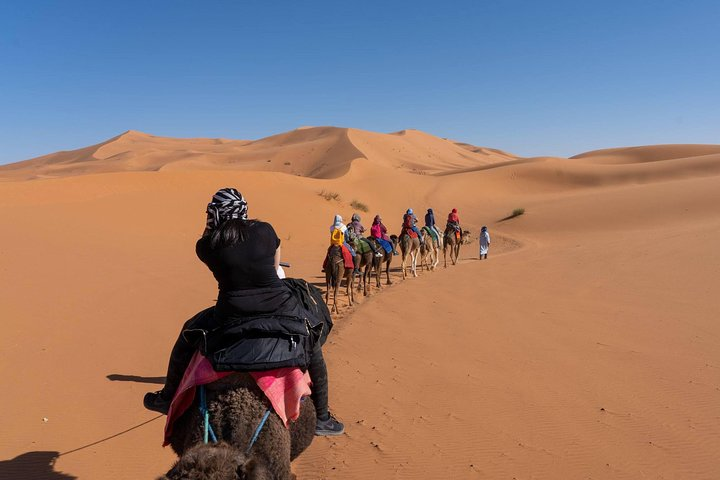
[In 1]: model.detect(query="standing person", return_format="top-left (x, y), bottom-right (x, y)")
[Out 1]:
top-left (446, 208), bottom-right (463, 242)
top-left (371, 214), bottom-right (397, 255)
top-left (479, 225), bottom-right (490, 259)
top-left (424, 208), bottom-right (442, 246)
top-left (144, 188), bottom-right (344, 436)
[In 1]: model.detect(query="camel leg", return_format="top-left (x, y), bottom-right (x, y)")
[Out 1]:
top-left (385, 260), bottom-right (393, 285)
top-left (412, 251), bottom-right (418, 277)
top-left (375, 259), bottom-right (382, 288)
top-left (333, 273), bottom-right (340, 313)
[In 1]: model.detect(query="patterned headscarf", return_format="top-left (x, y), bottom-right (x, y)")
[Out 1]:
top-left (205, 187), bottom-right (248, 232)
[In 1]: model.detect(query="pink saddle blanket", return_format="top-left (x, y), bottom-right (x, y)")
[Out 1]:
top-left (163, 351), bottom-right (312, 446)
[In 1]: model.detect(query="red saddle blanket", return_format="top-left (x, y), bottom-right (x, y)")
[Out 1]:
top-left (323, 245), bottom-right (354, 270)
top-left (403, 228), bottom-right (418, 239)
top-left (163, 351), bottom-right (312, 446)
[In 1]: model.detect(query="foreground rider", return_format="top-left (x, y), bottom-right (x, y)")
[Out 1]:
top-left (446, 208), bottom-right (463, 242)
top-left (144, 188), bottom-right (344, 436)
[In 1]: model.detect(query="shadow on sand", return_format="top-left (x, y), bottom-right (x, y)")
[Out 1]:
top-left (106, 374), bottom-right (165, 385)
top-left (0, 451), bottom-right (76, 480)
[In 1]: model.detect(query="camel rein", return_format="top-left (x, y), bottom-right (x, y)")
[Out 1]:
top-left (198, 385), bottom-right (272, 453)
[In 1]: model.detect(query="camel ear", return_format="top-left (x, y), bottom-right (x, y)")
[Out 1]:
top-left (238, 457), bottom-right (272, 480)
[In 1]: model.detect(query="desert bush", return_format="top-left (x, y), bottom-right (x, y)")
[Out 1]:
top-left (350, 200), bottom-right (369, 212)
top-left (319, 190), bottom-right (341, 201)
top-left (511, 208), bottom-right (525, 217)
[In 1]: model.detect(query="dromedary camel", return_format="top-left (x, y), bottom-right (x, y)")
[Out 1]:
top-left (399, 231), bottom-right (421, 278)
top-left (351, 237), bottom-right (377, 297)
top-left (443, 226), bottom-right (462, 267)
top-left (367, 235), bottom-right (398, 287)
top-left (159, 373), bottom-right (316, 480)
top-left (325, 245), bottom-right (354, 313)
top-left (419, 226), bottom-right (441, 271)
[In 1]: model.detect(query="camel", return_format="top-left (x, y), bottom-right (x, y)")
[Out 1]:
top-left (350, 237), bottom-right (378, 297)
top-left (159, 373), bottom-right (316, 480)
top-left (419, 226), bottom-right (441, 271)
top-left (443, 226), bottom-right (462, 267)
top-left (325, 245), bottom-right (354, 313)
top-left (399, 230), bottom-right (421, 279)
top-left (366, 235), bottom-right (398, 288)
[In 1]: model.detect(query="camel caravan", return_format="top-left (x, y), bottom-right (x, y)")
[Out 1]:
top-left (324, 208), bottom-right (472, 312)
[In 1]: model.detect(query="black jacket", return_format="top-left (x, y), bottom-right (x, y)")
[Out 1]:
top-left (191, 279), bottom-right (331, 372)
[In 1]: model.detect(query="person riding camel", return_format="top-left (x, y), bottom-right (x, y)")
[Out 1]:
top-left (144, 187), bottom-right (344, 436)
top-left (403, 208), bottom-right (424, 241)
top-left (446, 208), bottom-right (463, 241)
top-left (424, 208), bottom-right (442, 246)
top-left (349, 213), bottom-right (383, 260)
top-left (371, 214), bottom-right (397, 255)
top-left (325, 214), bottom-right (355, 273)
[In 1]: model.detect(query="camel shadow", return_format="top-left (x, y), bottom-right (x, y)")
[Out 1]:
top-left (0, 451), bottom-right (76, 480)
top-left (106, 374), bottom-right (165, 384)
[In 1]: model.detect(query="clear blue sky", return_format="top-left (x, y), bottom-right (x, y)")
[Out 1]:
top-left (1, 0), bottom-right (719, 164)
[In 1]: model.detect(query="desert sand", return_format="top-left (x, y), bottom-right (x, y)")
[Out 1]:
top-left (0, 127), bottom-right (719, 479)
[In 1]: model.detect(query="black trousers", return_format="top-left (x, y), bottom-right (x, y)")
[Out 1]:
top-left (161, 308), bottom-right (330, 419)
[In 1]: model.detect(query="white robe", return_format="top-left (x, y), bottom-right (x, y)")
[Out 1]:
top-left (479, 231), bottom-right (490, 255)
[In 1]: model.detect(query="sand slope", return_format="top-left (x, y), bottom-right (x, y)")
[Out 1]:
top-left (0, 135), bottom-right (719, 479)
top-left (0, 127), bottom-right (517, 181)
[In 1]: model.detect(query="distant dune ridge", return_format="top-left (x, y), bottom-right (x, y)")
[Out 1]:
top-left (0, 127), bottom-right (519, 180)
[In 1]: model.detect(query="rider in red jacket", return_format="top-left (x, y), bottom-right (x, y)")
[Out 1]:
top-left (446, 208), bottom-right (462, 241)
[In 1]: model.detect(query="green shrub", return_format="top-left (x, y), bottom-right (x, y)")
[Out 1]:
top-left (350, 200), bottom-right (369, 212)
top-left (319, 190), bottom-right (341, 201)
top-left (511, 208), bottom-right (525, 217)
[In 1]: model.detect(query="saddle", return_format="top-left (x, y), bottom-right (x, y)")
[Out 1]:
top-left (422, 226), bottom-right (438, 244)
top-left (164, 351), bottom-right (311, 446)
top-left (446, 223), bottom-right (461, 240)
top-left (402, 227), bottom-right (418, 239)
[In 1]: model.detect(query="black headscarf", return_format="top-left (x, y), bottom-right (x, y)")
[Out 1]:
top-left (205, 187), bottom-right (248, 232)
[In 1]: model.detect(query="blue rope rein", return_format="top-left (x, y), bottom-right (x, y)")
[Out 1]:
top-left (246, 409), bottom-right (272, 454)
top-left (199, 385), bottom-right (217, 444)
top-left (198, 384), bottom-right (271, 452)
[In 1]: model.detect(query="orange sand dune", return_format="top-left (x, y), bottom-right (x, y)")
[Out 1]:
top-left (572, 144), bottom-right (720, 164)
top-left (0, 136), bottom-right (719, 479)
top-left (0, 127), bottom-right (517, 181)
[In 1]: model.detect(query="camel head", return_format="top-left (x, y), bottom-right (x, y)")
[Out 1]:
top-left (461, 230), bottom-right (473, 245)
top-left (158, 441), bottom-right (271, 480)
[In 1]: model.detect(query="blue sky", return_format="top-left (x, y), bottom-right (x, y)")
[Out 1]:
top-left (1, 0), bottom-right (719, 164)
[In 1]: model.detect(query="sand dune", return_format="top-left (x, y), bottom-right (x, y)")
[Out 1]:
top-left (572, 144), bottom-right (720, 164)
top-left (0, 127), bottom-right (517, 181)
top-left (1, 133), bottom-right (719, 479)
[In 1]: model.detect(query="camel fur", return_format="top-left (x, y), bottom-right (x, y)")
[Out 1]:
top-left (324, 245), bottom-right (354, 313)
top-left (160, 373), bottom-right (316, 480)
top-left (399, 231), bottom-right (421, 279)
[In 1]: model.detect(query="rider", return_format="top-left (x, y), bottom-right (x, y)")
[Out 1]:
top-left (446, 208), bottom-right (463, 242)
top-left (424, 208), bottom-right (442, 245)
top-left (371, 215), bottom-right (397, 255)
top-left (349, 213), bottom-right (383, 260)
top-left (144, 188), bottom-right (344, 436)
top-left (403, 208), bottom-right (424, 241)
top-left (330, 214), bottom-right (356, 258)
